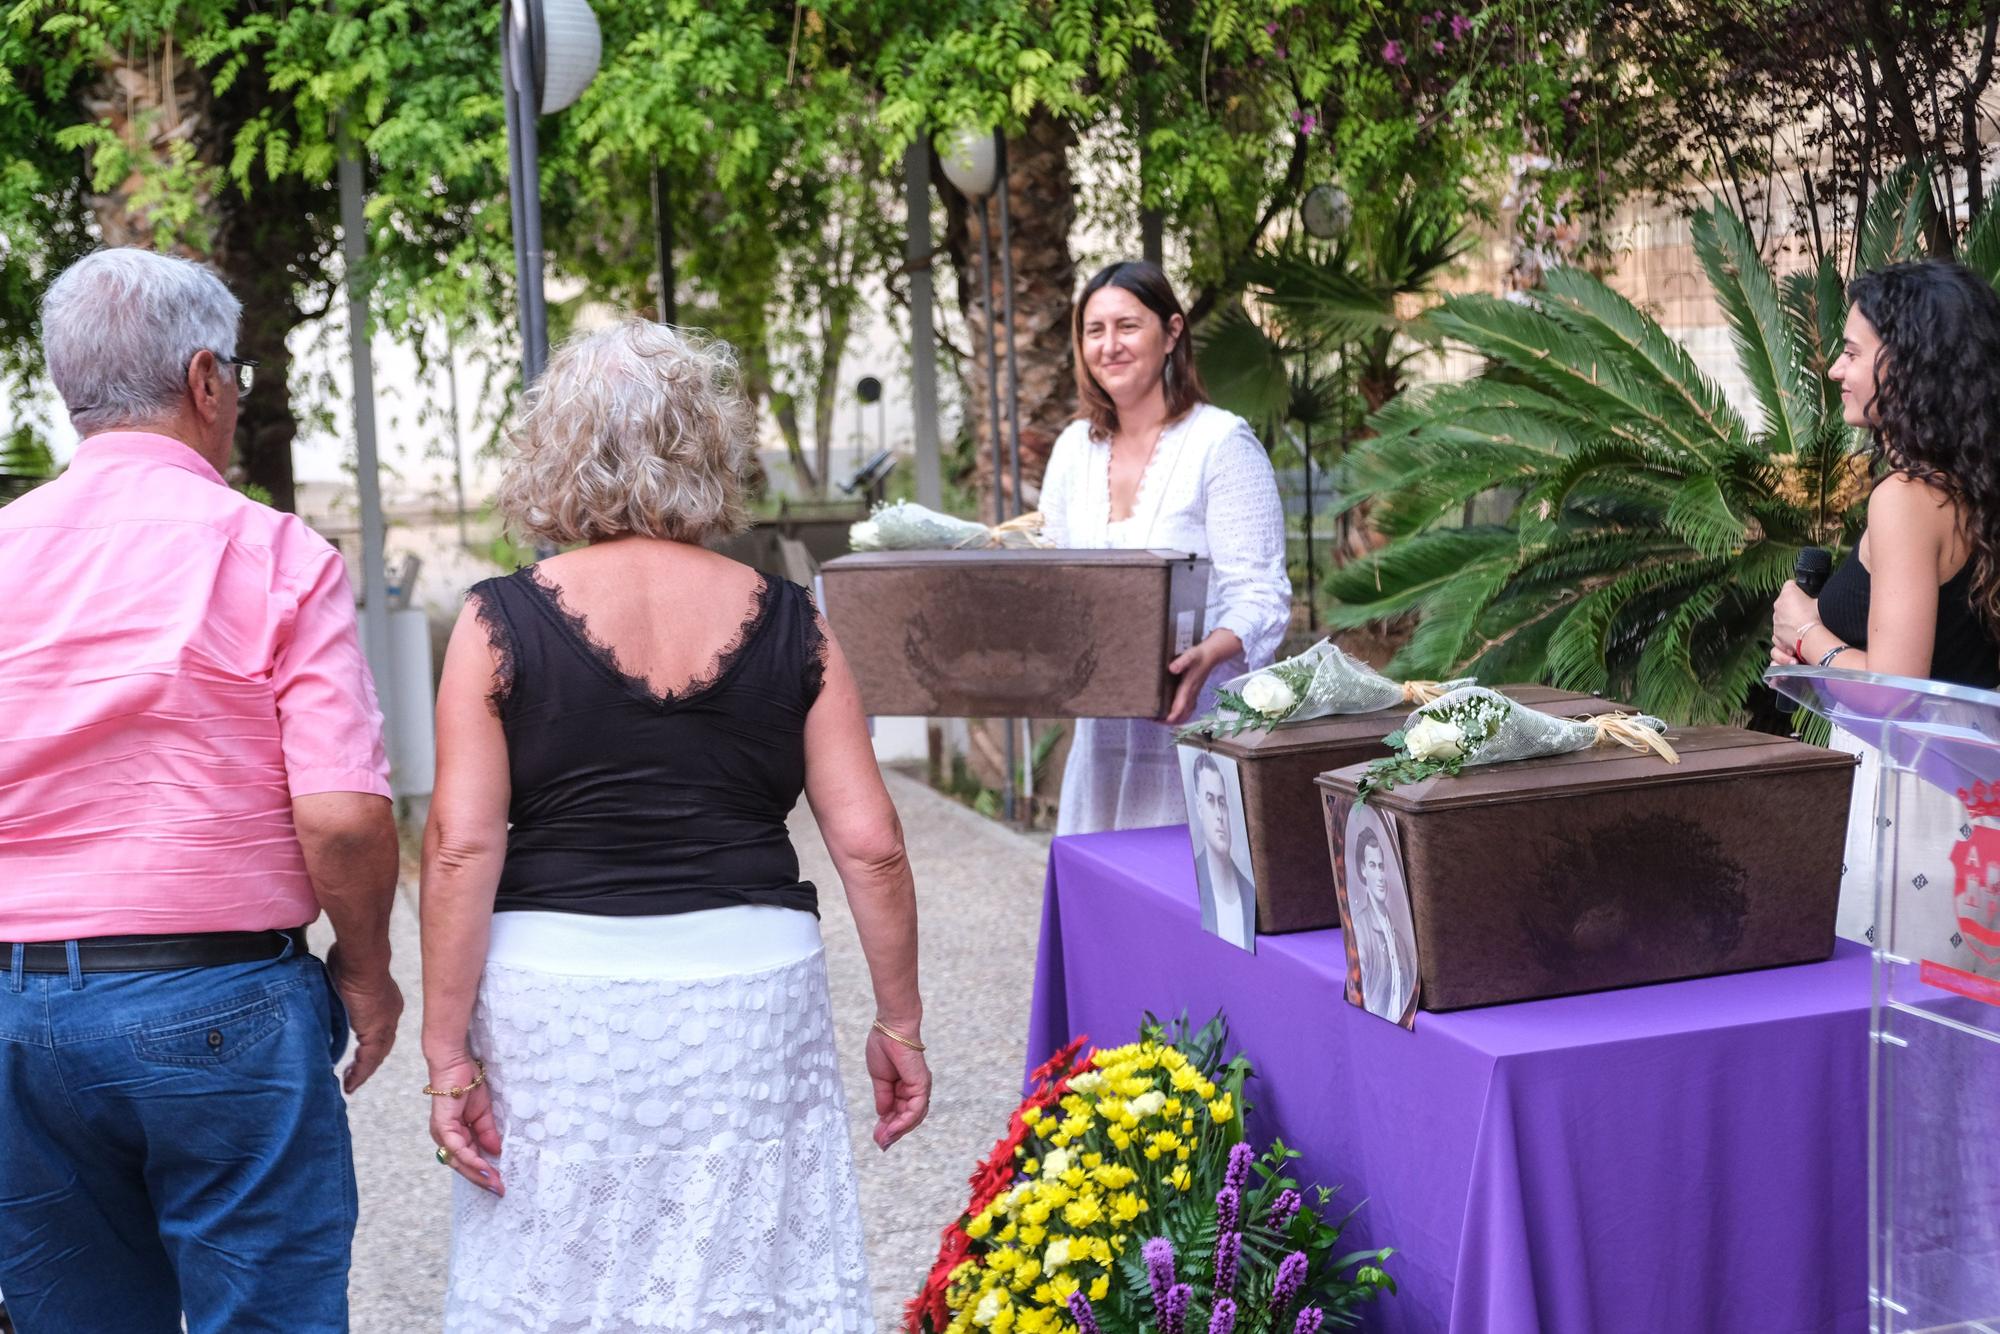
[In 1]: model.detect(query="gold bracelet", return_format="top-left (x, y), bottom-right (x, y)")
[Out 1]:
top-left (871, 1019), bottom-right (926, 1052)
top-left (423, 1059), bottom-right (486, 1099)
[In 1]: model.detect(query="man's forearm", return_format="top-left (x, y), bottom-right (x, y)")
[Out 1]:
top-left (299, 814), bottom-right (400, 973)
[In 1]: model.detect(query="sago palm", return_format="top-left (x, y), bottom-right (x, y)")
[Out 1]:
top-left (1324, 174), bottom-right (1963, 725)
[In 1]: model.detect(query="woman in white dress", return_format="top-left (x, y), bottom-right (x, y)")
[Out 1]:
top-left (419, 321), bottom-right (929, 1331)
top-left (1040, 261), bottom-right (1292, 834)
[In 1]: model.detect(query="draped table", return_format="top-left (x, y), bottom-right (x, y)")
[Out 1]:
top-left (1026, 827), bottom-right (1871, 1334)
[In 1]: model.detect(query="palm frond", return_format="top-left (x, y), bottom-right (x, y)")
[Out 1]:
top-left (1426, 295), bottom-right (1724, 461)
top-left (1196, 300), bottom-right (1295, 425)
top-left (1857, 161), bottom-right (1932, 271)
top-left (1691, 201), bottom-right (1814, 462)
top-left (1323, 526), bottom-right (1519, 624)
top-left (1543, 557), bottom-right (1726, 694)
top-left (1964, 197), bottom-right (2000, 291)
top-left (1781, 258), bottom-right (1846, 424)
top-left (1388, 558), bottom-right (1515, 678)
top-left (1662, 473), bottom-right (1751, 558)
top-left (1538, 267), bottom-right (1749, 461)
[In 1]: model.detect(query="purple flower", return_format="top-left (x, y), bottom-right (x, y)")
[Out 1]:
top-left (1381, 39), bottom-right (1406, 66)
top-left (1067, 1291), bottom-right (1102, 1334)
top-left (1214, 1230), bottom-right (1243, 1295)
top-left (1268, 1188), bottom-right (1303, 1229)
top-left (1265, 20), bottom-right (1278, 34)
top-left (1209, 1297), bottom-right (1238, 1334)
top-left (1163, 1283), bottom-right (1193, 1334)
top-left (1294, 1308), bottom-right (1326, 1334)
top-left (1144, 1237), bottom-right (1178, 1314)
top-left (1215, 1185), bottom-right (1241, 1233)
top-left (1300, 112), bottom-right (1319, 135)
top-left (1450, 14), bottom-right (1473, 39)
top-left (1432, 39), bottom-right (1445, 53)
top-left (1273, 1251), bottom-right (1310, 1310)
top-left (1224, 1142), bottom-right (1254, 1192)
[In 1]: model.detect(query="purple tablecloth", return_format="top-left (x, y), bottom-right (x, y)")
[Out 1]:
top-left (1027, 827), bottom-right (1871, 1334)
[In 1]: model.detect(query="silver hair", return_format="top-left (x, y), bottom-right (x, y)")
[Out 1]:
top-left (499, 320), bottom-right (753, 546)
top-left (40, 247), bottom-right (243, 435)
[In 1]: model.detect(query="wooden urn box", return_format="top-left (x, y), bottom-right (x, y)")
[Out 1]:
top-left (818, 550), bottom-right (1209, 718)
top-left (1179, 686), bottom-right (1626, 934)
top-left (1315, 726), bottom-right (1859, 1011)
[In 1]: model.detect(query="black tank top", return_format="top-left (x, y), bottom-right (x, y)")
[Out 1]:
top-left (468, 566), bottom-right (827, 917)
top-left (1817, 552), bottom-right (2000, 689)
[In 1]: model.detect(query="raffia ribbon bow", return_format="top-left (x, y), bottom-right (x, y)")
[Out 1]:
top-left (956, 511), bottom-right (1048, 548)
top-left (1586, 713), bottom-right (1680, 764)
top-left (1399, 679), bottom-right (1455, 706)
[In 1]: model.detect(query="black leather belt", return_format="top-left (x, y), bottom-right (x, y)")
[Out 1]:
top-left (5, 927), bottom-right (312, 974)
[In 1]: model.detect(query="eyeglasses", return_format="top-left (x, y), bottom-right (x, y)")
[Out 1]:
top-left (218, 356), bottom-right (259, 394)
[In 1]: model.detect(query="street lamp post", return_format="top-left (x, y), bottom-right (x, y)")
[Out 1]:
top-left (939, 127), bottom-right (1024, 822)
top-left (501, 0), bottom-right (603, 384)
top-left (1300, 182), bottom-right (1351, 633)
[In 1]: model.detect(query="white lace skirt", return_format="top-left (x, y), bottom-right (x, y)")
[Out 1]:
top-left (444, 911), bottom-right (874, 1332)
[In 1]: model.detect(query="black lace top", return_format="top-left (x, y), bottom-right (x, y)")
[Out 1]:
top-left (468, 566), bottom-right (830, 918)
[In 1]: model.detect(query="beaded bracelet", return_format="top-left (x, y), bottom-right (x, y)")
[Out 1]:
top-left (423, 1059), bottom-right (486, 1099)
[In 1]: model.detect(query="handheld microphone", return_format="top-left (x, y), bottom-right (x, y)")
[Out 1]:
top-left (1794, 546), bottom-right (1832, 597)
top-left (1777, 546), bottom-right (1833, 714)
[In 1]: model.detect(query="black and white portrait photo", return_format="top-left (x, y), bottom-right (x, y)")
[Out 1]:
top-left (1343, 802), bottom-right (1417, 1024)
top-left (1178, 747), bottom-right (1258, 952)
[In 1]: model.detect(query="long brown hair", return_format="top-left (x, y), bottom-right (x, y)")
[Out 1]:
top-left (1072, 261), bottom-right (1207, 442)
top-left (1849, 261), bottom-right (2000, 638)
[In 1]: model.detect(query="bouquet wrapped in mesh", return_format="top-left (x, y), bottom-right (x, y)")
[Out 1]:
top-left (1359, 685), bottom-right (1678, 800)
top-left (1179, 638), bottom-right (1469, 740)
top-left (848, 501), bottom-right (1049, 552)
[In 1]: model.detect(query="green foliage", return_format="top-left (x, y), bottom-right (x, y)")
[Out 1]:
top-left (1324, 191), bottom-right (1957, 725)
top-left (0, 424), bottom-right (56, 504)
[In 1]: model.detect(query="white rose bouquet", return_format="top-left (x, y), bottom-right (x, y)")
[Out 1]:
top-left (1358, 685), bottom-right (1678, 800)
top-left (1178, 638), bottom-right (1470, 740)
top-left (848, 500), bottom-right (1050, 552)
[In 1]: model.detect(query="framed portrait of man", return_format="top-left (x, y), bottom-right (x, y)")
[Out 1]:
top-left (1341, 801), bottom-right (1418, 1025)
top-left (1177, 746), bottom-right (1258, 953)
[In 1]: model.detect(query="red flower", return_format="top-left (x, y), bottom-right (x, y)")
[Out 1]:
top-left (905, 1034), bottom-right (1097, 1331)
top-left (905, 1222), bottom-right (972, 1332)
top-left (1029, 1034), bottom-right (1091, 1088)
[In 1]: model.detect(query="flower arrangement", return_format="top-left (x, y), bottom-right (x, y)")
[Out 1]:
top-left (850, 500), bottom-right (1049, 551)
top-left (1357, 686), bottom-right (1677, 801)
top-left (908, 1015), bottom-right (1394, 1333)
top-left (1177, 639), bottom-right (1465, 741)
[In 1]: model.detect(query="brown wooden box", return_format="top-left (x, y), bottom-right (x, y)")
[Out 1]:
top-left (1181, 686), bottom-right (1625, 934)
top-left (818, 550), bottom-right (1209, 718)
top-left (1315, 727), bottom-right (1859, 1010)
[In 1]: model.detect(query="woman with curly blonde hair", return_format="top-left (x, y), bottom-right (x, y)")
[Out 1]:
top-left (420, 320), bottom-right (928, 1331)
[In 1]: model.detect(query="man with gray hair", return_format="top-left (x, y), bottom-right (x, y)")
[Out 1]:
top-left (0, 247), bottom-right (401, 1332)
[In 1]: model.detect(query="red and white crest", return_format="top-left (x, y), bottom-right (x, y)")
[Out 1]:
top-left (1950, 782), bottom-right (2000, 964)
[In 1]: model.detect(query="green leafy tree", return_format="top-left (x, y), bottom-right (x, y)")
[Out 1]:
top-left (1323, 175), bottom-right (1972, 724)
top-left (0, 424), bottom-right (56, 504)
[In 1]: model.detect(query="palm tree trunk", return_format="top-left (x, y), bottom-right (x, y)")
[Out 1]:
top-left (938, 111), bottom-right (1078, 517)
top-left (77, 27), bottom-right (315, 512)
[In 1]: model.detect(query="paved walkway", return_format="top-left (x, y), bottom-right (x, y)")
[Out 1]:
top-left (341, 769), bottom-right (1053, 1331)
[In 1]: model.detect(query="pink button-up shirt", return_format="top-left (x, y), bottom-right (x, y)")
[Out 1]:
top-left (0, 432), bottom-right (391, 941)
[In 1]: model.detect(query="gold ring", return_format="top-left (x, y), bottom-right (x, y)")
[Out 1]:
top-left (435, 1146), bottom-right (451, 1166)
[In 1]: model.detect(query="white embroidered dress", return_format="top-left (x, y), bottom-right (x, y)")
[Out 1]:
top-left (1040, 403), bottom-right (1292, 834)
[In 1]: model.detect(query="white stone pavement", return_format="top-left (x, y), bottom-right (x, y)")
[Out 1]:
top-left (340, 768), bottom-right (1052, 1332)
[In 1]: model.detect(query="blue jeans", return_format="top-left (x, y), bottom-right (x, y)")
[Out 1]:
top-left (0, 943), bottom-right (356, 1333)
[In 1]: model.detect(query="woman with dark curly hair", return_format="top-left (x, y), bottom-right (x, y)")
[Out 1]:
top-left (1771, 259), bottom-right (2000, 939)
